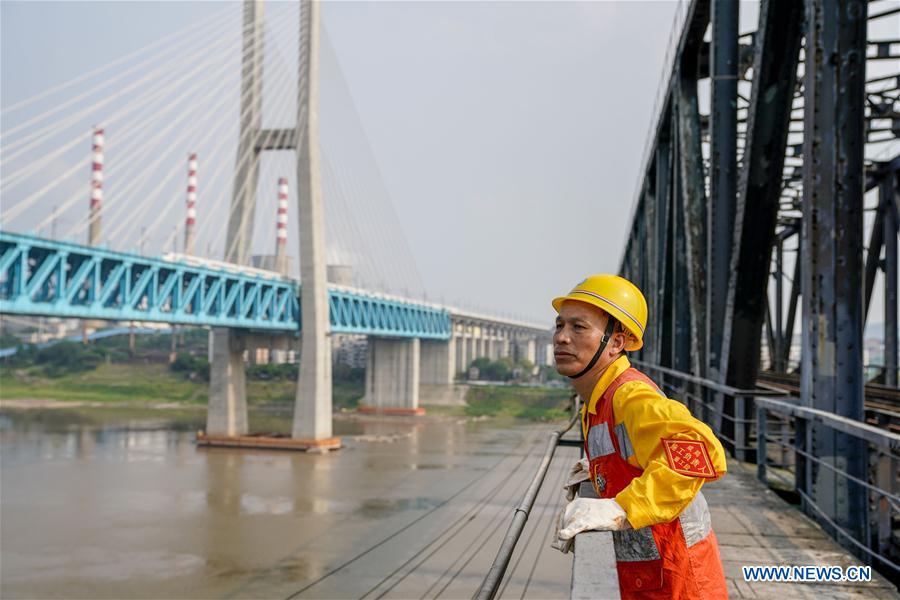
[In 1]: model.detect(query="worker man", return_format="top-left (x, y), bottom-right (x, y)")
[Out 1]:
top-left (552, 274), bottom-right (728, 599)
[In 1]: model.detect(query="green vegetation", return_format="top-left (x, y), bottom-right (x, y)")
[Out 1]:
top-left (0, 363), bottom-right (206, 404)
top-left (469, 357), bottom-right (513, 381)
top-left (540, 364), bottom-right (566, 383)
top-left (467, 357), bottom-right (542, 382)
top-left (0, 328), bottom-right (365, 410)
top-left (0, 329), bottom-right (567, 420)
top-left (246, 362), bottom-right (297, 380)
top-left (464, 384), bottom-right (574, 421)
top-left (465, 357), bottom-right (567, 390)
top-left (169, 353), bottom-right (210, 381)
top-left (1, 360), bottom-right (365, 410)
top-left (5, 341), bottom-right (120, 377)
top-left (0, 330), bottom-right (25, 348)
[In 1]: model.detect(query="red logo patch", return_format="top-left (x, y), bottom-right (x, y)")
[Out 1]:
top-left (661, 438), bottom-right (717, 478)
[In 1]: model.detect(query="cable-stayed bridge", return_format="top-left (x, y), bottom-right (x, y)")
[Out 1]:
top-left (0, 231), bottom-right (452, 336)
top-left (0, 1), bottom-right (551, 446)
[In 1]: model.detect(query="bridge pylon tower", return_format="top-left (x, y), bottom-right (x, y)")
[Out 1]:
top-left (208, 0), bottom-right (332, 441)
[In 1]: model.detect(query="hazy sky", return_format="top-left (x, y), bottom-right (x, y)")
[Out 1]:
top-left (325, 1), bottom-right (687, 322)
top-left (2, 1), bottom-right (893, 331)
top-left (3, 1), bottom-right (688, 324)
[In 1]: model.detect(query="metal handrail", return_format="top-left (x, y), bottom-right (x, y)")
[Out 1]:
top-left (756, 396), bottom-right (900, 575)
top-left (630, 359), bottom-right (788, 460)
top-left (474, 395), bottom-right (581, 600)
top-left (631, 358), bottom-right (788, 398)
top-left (755, 396), bottom-right (900, 451)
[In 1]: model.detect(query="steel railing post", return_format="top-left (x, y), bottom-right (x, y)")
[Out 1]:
top-left (735, 394), bottom-right (746, 461)
top-left (756, 403), bottom-right (767, 483)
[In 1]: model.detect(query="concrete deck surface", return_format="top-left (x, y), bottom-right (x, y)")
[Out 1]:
top-left (707, 459), bottom-right (898, 599)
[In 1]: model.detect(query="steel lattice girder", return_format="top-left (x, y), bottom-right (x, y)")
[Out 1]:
top-left (616, 0), bottom-right (895, 567)
top-left (798, 0), bottom-right (869, 543)
top-left (717, 0), bottom-right (805, 450)
top-left (0, 231), bottom-right (451, 339)
top-left (0, 231), bottom-right (299, 330)
top-left (327, 290), bottom-right (451, 339)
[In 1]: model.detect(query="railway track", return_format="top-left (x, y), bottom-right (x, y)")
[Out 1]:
top-left (757, 372), bottom-right (900, 434)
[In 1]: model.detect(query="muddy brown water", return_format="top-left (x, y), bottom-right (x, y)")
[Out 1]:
top-left (0, 407), bottom-right (577, 599)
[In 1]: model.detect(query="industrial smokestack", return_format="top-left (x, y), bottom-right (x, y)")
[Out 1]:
top-left (184, 152), bottom-right (198, 254)
top-left (275, 177), bottom-right (288, 275)
top-left (84, 127), bottom-right (104, 344)
top-left (88, 127), bottom-right (104, 245)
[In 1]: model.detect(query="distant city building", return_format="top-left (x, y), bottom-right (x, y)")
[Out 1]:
top-left (333, 335), bottom-right (367, 369)
top-left (250, 254), bottom-right (294, 275)
top-left (327, 265), bottom-right (353, 286)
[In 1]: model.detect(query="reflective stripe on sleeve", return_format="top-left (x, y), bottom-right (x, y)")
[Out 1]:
top-left (679, 491), bottom-right (712, 547)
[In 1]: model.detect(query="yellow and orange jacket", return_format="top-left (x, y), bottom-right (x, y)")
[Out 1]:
top-left (581, 355), bottom-right (728, 598)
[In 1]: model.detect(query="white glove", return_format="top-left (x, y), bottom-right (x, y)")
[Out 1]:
top-left (563, 457), bottom-right (591, 501)
top-left (558, 497), bottom-right (630, 539)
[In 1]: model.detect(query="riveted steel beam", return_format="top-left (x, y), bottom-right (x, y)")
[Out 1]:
top-left (720, 0), bottom-right (803, 389)
top-left (800, 0), bottom-right (868, 550)
top-left (656, 116), bottom-right (674, 370)
top-left (882, 169), bottom-right (898, 387)
top-left (676, 1), bottom-right (711, 379)
top-left (707, 0), bottom-right (738, 385)
top-left (671, 108), bottom-right (693, 376)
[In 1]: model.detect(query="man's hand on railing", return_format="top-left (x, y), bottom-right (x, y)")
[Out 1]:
top-left (559, 498), bottom-right (631, 538)
top-left (563, 458), bottom-right (591, 501)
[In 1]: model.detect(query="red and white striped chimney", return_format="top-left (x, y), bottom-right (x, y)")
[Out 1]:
top-left (275, 177), bottom-right (288, 275)
top-left (184, 152), bottom-right (198, 255)
top-left (88, 127), bottom-right (104, 245)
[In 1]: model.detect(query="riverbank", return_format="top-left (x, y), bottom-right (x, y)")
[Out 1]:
top-left (0, 362), bottom-right (363, 408)
top-left (0, 363), bottom-right (573, 421)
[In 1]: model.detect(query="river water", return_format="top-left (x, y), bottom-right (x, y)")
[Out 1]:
top-left (0, 407), bottom-right (577, 599)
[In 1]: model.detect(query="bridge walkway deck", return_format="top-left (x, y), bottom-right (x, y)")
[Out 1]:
top-left (707, 458), bottom-right (898, 599)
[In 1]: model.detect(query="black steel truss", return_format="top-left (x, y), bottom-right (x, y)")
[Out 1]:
top-left (619, 0), bottom-right (899, 568)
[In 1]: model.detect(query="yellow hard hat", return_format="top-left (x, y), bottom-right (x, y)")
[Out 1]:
top-left (552, 274), bottom-right (648, 351)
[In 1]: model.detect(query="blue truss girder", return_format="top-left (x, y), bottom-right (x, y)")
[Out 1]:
top-left (0, 232), bottom-right (451, 339)
top-left (328, 289), bottom-right (450, 339)
top-left (0, 232), bottom-right (299, 330)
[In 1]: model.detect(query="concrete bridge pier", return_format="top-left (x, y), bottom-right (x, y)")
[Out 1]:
top-left (207, 329), bottom-right (249, 436)
top-left (206, 331), bottom-right (299, 437)
top-left (465, 328), bottom-right (476, 370)
top-left (361, 337), bottom-right (423, 415)
top-left (420, 338), bottom-right (455, 385)
top-left (536, 340), bottom-right (552, 366)
top-left (486, 328), bottom-right (497, 360)
top-left (524, 337), bottom-right (537, 364)
top-left (455, 327), bottom-right (468, 377)
top-left (419, 337), bottom-right (468, 406)
top-left (476, 328), bottom-right (486, 359)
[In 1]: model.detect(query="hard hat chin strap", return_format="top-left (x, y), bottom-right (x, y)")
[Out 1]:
top-left (569, 318), bottom-right (617, 379)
